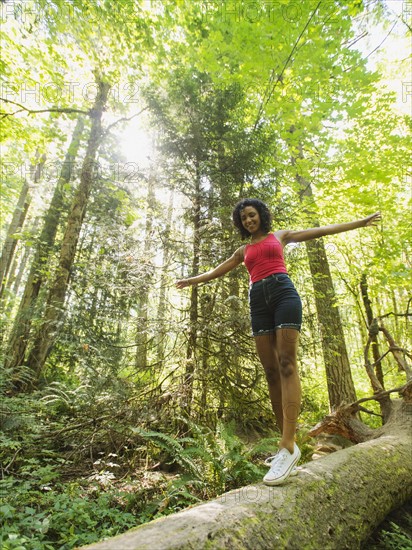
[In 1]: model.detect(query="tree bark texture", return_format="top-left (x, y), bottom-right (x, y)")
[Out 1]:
top-left (183, 165), bottom-right (201, 414)
top-left (135, 174), bottom-right (156, 371)
top-left (289, 135), bottom-right (356, 409)
top-left (304, 235), bottom-right (357, 407)
top-left (26, 79), bottom-right (110, 378)
top-left (0, 153), bottom-right (46, 296)
top-left (81, 399), bottom-right (412, 550)
top-left (5, 117), bottom-right (84, 372)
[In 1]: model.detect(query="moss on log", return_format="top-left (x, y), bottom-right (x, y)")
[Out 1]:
top-left (80, 401), bottom-right (412, 550)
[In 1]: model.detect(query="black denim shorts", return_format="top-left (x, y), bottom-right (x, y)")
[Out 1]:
top-left (248, 273), bottom-right (302, 336)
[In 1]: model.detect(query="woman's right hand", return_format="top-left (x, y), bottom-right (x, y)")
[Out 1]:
top-left (176, 279), bottom-right (192, 289)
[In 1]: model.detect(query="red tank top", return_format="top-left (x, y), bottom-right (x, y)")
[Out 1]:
top-left (244, 233), bottom-right (288, 283)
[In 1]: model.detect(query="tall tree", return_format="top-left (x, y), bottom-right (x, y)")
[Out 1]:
top-left (135, 172), bottom-right (157, 371)
top-left (0, 153), bottom-right (46, 296)
top-left (155, 189), bottom-right (175, 365)
top-left (5, 118), bottom-right (84, 371)
top-left (27, 76), bottom-right (110, 378)
top-left (292, 150), bottom-right (357, 408)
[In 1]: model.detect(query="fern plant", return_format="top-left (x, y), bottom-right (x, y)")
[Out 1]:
top-left (0, 365), bottom-right (34, 395)
top-left (131, 427), bottom-right (202, 479)
top-left (379, 522), bottom-right (412, 549)
top-left (132, 419), bottom-right (273, 500)
top-left (40, 381), bottom-right (92, 414)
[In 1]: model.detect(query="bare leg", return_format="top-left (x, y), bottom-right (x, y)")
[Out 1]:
top-left (275, 328), bottom-right (301, 453)
top-left (254, 333), bottom-right (284, 433)
top-left (254, 329), bottom-right (301, 453)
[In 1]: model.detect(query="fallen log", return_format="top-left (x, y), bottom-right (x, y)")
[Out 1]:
top-left (80, 399), bottom-right (412, 550)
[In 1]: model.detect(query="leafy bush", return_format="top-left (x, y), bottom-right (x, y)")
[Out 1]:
top-left (0, 376), bottom-right (310, 549)
top-left (0, 474), bottom-right (137, 550)
top-left (133, 420), bottom-right (278, 498)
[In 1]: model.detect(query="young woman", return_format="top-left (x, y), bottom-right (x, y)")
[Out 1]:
top-left (176, 198), bottom-right (381, 485)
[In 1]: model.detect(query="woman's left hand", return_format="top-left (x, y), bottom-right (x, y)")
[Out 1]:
top-left (363, 212), bottom-right (381, 227)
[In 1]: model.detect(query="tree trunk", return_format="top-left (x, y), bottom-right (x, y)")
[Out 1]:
top-left (135, 174), bottom-right (156, 371)
top-left (359, 273), bottom-right (393, 422)
top-left (156, 190), bottom-right (174, 365)
top-left (0, 180), bottom-right (30, 295)
top-left (291, 147), bottom-right (356, 408)
top-left (183, 165), bottom-right (201, 415)
top-left (4, 118), bottom-right (84, 372)
top-left (26, 78), bottom-right (110, 379)
top-left (199, 291), bottom-right (213, 419)
top-left (360, 273), bottom-right (384, 386)
top-left (0, 153), bottom-right (46, 296)
top-left (81, 396), bottom-right (412, 550)
top-left (304, 233), bottom-right (357, 407)
top-left (9, 239), bottom-right (31, 295)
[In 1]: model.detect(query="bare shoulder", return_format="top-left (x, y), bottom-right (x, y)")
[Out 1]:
top-left (233, 245), bottom-right (246, 263)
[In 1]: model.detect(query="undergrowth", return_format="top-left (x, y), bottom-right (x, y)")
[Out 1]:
top-left (0, 376), bottom-right (314, 550)
top-left (2, 372), bottom-right (404, 550)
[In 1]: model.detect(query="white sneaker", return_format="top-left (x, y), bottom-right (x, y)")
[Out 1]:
top-left (263, 443), bottom-right (301, 486)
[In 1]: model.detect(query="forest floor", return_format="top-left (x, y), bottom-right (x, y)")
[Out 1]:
top-left (362, 500), bottom-right (412, 549)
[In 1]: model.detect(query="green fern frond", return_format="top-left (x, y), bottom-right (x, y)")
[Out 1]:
top-left (41, 381), bottom-right (91, 408)
top-left (131, 428), bottom-right (202, 478)
top-left (0, 365), bottom-right (35, 394)
top-left (246, 437), bottom-right (280, 459)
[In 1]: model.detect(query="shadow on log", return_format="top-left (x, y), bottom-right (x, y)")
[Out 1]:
top-left (80, 395), bottom-right (412, 550)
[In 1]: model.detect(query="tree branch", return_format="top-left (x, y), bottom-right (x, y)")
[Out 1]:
top-left (350, 383), bottom-right (409, 408)
top-left (252, 1), bottom-right (322, 131)
top-left (343, 19), bottom-right (399, 72)
top-left (0, 97), bottom-right (89, 118)
top-left (102, 106), bottom-right (149, 136)
top-left (378, 311), bottom-right (412, 320)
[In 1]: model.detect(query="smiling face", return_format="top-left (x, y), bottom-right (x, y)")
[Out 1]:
top-left (240, 206), bottom-right (261, 235)
top-left (232, 198), bottom-right (272, 240)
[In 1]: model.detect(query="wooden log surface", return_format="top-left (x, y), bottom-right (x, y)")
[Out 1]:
top-left (80, 402), bottom-right (412, 550)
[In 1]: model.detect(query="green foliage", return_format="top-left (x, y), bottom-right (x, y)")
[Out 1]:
top-left (0, 475), bottom-right (137, 550)
top-left (0, 396), bottom-right (282, 550)
top-left (364, 509), bottom-right (412, 550)
top-left (0, 1), bottom-right (410, 548)
top-left (379, 523), bottom-right (412, 549)
top-left (134, 420), bottom-right (278, 497)
top-left (132, 427), bottom-right (203, 479)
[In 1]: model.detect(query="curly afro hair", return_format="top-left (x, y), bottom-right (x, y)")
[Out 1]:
top-left (232, 198), bottom-right (272, 240)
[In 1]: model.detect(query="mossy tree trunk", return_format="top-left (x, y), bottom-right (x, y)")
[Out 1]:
top-left (303, 229), bottom-right (358, 407)
top-left (26, 78), bottom-right (110, 380)
top-left (81, 394), bottom-right (412, 550)
top-left (290, 138), bottom-right (357, 409)
top-left (0, 153), bottom-right (46, 296)
top-left (5, 118), bottom-right (84, 372)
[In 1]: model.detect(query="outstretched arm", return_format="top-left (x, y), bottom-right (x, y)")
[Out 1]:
top-left (277, 212), bottom-right (381, 246)
top-left (176, 246), bottom-right (244, 289)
